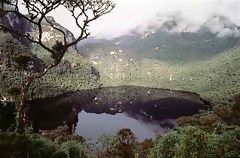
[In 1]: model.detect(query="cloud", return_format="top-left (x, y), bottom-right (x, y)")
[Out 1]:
top-left (19, 0), bottom-right (240, 39)
top-left (90, 0), bottom-right (240, 39)
top-left (217, 28), bottom-right (240, 38)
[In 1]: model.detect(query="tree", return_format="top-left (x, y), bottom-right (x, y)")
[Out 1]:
top-left (0, 0), bottom-right (114, 131)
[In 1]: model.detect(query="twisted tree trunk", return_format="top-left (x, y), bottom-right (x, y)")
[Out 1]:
top-left (16, 63), bottom-right (55, 131)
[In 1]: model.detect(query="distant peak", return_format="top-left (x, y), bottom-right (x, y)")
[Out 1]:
top-left (203, 15), bottom-right (240, 37)
top-left (205, 15), bottom-right (235, 28)
top-left (132, 14), bottom-right (200, 36)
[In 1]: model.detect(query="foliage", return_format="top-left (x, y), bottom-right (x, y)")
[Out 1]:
top-left (174, 126), bottom-right (216, 158)
top-left (96, 128), bottom-right (137, 158)
top-left (0, 1), bottom-right (239, 157)
top-left (149, 126), bottom-right (240, 158)
top-left (84, 44), bottom-right (240, 107)
top-left (0, 131), bottom-right (92, 158)
top-left (135, 139), bottom-right (154, 158)
top-left (96, 134), bottom-right (117, 156)
top-left (0, 0), bottom-right (114, 130)
top-left (0, 41), bottom-right (101, 101)
top-left (233, 95), bottom-right (240, 122)
top-left (114, 128), bottom-right (137, 158)
top-left (0, 33), bottom-right (32, 69)
top-left (215, 129), bottom-right (240, 157)
top-left (148, 131), bottom-right (180, 158)
top-left (59, 141), bottom-right (90, 158)
top-left (0, 126), bottom-right (239, 158)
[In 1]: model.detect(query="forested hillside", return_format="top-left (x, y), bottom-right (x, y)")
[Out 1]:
top-left (0, 16), bottom-right (101, 101)
top-left (77, 15), bottom-right (240, 105)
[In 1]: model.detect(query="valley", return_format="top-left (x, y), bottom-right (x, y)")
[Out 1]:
top-left (77, 15), bottom-right (240, 105)
top-left (0, 4), bottom-right (240, 157)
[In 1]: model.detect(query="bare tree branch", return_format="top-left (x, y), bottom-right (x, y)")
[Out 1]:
top-left (0, 0), bottom-right (114, 130)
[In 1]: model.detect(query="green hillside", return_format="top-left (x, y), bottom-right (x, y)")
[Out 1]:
top-left (79, 15), bottom-right (240, 63)
top-left (78, 16), bottom-right (240, 105)
top-left (115, 30), bottom-right (238, 62)
top-left (0, 33), bottom-right (101, 101)
top-left (89, 44), bottom-right (240, 105)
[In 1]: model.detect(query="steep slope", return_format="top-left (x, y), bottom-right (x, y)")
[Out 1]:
top-left (86, 43), bottom-right (240, 105)
top-left (77, 15), bottom-right (240, 104)
top-left (0, 13), bottom-right (31, 46)
top-left (79, 15), bottom-right (240, 63)
top-left (0, 15), bottom-right (100, 101)
top-left (31, 16), bottom-right (79, 54)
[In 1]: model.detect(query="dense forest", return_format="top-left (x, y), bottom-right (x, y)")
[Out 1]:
top-left (0, 0), bottom-right (240, 158)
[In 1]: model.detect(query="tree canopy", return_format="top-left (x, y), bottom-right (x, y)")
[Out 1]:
top-left (0, 0), bottom-right (114, 130)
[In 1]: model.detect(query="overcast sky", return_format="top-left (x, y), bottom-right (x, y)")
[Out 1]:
top-left (20, 0), bottom-right (240, 39)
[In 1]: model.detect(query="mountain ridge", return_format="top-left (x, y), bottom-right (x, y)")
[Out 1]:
top-left (78, 15), bottom-right (240, 63)
top-left (76, 14), bottom-right (240, 104)
top-left (0, 15), bottom-right (101, 101)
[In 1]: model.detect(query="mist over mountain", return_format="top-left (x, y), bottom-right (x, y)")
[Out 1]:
top-left (78, 14), bottom-right (240, 62)
top-left (133, 14), bottom-right (240, 38)
top-left (75, 13), bottom-right (240, 106)
top-left (1, 1), bottom-right (240, 156)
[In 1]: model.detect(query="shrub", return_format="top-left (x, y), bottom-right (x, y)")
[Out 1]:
top-left (135, 139), bottom-right (154, 158)
top-left (0, 132), bottom-right (92, 158)
top-left (215, 128), bottom-right (240, 158)
top-left (175, 126), bottom-right (217, 158)
top-left (149, 126), bottom-right (240, 158)
top-left (96, 128), bottom-right (137, 158)
top-left (60, 141), bottom-right (90, 158)
top-left (149, 131), bottom-right (179, 158)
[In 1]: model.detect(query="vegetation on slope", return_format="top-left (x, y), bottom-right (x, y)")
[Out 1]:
top-left (115, 30), bottom-right (238, 62)
top-left (0, 33), bottom-right (100, 101)
top-left (79, 15), bottom-right (240, 63)
top-left (1, 125), bottom-right (239, 158)
top-left (0, 128), bottom-right (91, 158)
top-left (0, 11), bottom-right (239, 158)
top-left (78, 15), bottom-right (240, 105)
top-left (88, 44), bottom-right (240, 105)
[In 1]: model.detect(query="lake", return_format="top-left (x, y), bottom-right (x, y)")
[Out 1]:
top-left (0, 85), bottom-right (209, 141)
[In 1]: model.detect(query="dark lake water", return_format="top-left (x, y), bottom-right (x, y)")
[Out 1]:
top-left (76, 111), bottom-right (173, 141)
top-left (0, 85), bottom-right (209, 141)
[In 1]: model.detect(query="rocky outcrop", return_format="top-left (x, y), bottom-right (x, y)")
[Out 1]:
top-left (0, 14), bottom-right (78, 54)
top-left (31, 16), bottom-right (78, 54)
top-left (0, 13), bottom-right (31, 46)
top-left (0, 13), bottom-right (101, 102)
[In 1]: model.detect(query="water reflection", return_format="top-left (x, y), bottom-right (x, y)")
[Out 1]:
top-left (76, 111), bottom-right (171, 141)
top-left (0, 85), bottom-right (209, 140)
